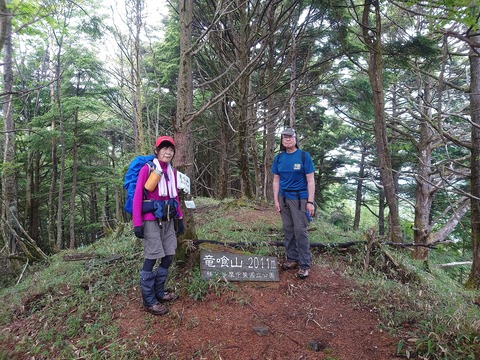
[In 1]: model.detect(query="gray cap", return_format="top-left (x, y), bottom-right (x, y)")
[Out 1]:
top-left (281, 128), bottom-right (296, 136)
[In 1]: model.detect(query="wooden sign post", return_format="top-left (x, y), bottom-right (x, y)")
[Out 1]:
top-left (200, 250), bottom-right (279, 282)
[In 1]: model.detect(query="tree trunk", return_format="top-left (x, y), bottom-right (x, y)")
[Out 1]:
top-left (412, 78), bottom-right (435, 259)
top-left (175, 0), bottom-right (197, 263)
top-left (1, 6), bottom-right (19, 255)
top-left (289, 32), bottom-right (297, 128)
top-left (111, 135), bottom-right (123, 224)
top-left (235, 2), bottom-right (253, 199)
top-left (132, 0), bottom-right (145, 153)
top-left (55, 36), bottom-right (66, 251)
top-left (361, 1), bottom-right (402, 243)
top-left (467, 32), bottom-right (480, 289)
top-left (378, 186), bottom-right (385, 236)
top-left (69, 110), bottom-right (79, 249)
top-left (89, 184), bottom-right (97, 243)
top-left (174, 0), bottom-right (194, 178)
top-left (0, 0), bottom-right (6, 54)
top-left (47, 39), bottom-right (58, 251)
top-left (262, 4), bottom-right (276, 202)
top-left (219, 98), bottom-right (230, 198)
top-left (32, 153), bottom-right (42, 249)
top-left (353, 144), bottom-right (366, 231)
top-left (264, 93), bottom-right (275, 201)
top-left (249, 79), bottom-right (262, 198)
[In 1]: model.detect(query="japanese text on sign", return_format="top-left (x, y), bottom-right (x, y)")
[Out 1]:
top-left (200, 251), bottom-right (279, 282)
top-left (176, 171), bottom-right (190, 194)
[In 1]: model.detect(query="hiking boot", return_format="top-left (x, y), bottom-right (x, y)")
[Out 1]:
top-left (145, 303), bottom-right (169, 316)
top-left (158, 291), bottom-right (178, 303)
top-left (282, 260), bottom-right (298, 270)
top-left (297, 268), bottom-right (309, 279)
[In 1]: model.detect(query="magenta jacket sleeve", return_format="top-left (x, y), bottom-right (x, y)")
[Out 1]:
top-left (132, 165), bottom-right (150, 227)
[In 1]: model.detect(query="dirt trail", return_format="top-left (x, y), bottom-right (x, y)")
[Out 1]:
top-left (116, 262), bottom-right (399, 359)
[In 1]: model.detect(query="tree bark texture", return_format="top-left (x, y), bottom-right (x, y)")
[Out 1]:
top-left (0, 0), bottom-right (6, 54)
top-left (234, 1), bottom-right (253, 199)
top-left (175, 0), bottom-right (198, 262)
top-left (174, 0), bottom-right (194, 178)
top-left (47, 38), bottom-right (58, 251)
top-left (69, 110), bottom-right (79, 249)
top-left (362, 1), bottom-right (402, 243)
top-left (1, 7), bottom-right (19, 255)
top-left (263, 3), bottom-right (277, 202)
top-left (219, 99), bottom-right (230, 198)
top-left (55, 30), bottom-right (66, 251)
top-left (412, 78), bottom-right (435, 259)
top-left (132, 0), bottom-right (145, 153)
top-left (467, 32), bottom-right (480, 289)
top-left (353, 144), bottom-right (366, 231)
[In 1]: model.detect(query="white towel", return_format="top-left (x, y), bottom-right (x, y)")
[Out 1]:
top-left (153, 159), bottom-right (177, 198)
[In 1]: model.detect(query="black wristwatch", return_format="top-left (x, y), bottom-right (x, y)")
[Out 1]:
top-left (307, 201), bottom-right (314, 205)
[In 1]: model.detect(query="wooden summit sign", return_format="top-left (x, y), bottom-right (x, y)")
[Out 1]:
top-left (200, 250), bottom-right (279, 282)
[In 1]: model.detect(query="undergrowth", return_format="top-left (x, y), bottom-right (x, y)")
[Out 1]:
top-left (338, 245), bottom-right (480, 359)
top-left (0, 197), bottom-right (479, 359)
top-left (0, 229), bottom-right (145, 359)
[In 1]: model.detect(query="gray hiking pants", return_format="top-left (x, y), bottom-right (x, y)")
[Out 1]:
top-left (279, 196), bottom-right (311, 269)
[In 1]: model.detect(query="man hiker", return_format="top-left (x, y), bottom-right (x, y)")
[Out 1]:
top-left (271, 127), bottom-right (315, 279)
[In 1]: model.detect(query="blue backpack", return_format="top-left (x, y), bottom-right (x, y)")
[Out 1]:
top-left (123, 155), bottom-right (155, 214)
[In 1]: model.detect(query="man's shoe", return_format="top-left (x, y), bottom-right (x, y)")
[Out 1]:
top-left (282, 260), bottom-right (298, 270)
top-left (297, 268), bottom-right (309, 279)
top-left (145, 303), bottom-right (169, 316)
top-left (158, 292), bottom-right (178, 303)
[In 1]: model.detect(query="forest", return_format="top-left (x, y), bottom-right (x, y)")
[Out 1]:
top-left (0, 0), bottom-right (480, 290)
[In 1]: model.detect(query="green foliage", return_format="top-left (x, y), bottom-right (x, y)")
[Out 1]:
top-left (429, 245), bottom-right (473, 284)
top-left (341, 247), bottom-right (480, 359)
top-left (184, 267), bottom-right (236, 301)
top-left (407, 0), bottom-right (480, 30)
top-left (0, 231), bottom-right (143, 358)
top-left (195, 198), bottom-right (282, 245)
top-left (185, 268), bottom-right (210, 301)
top-left (384, 35), bottom-right (441, 68)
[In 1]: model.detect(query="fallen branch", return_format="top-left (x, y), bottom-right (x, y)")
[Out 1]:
top-left (16, 259), bottom-right (29, 285)
top-left (63, 253), bottom-right (97, 261)
top-left (383, 241), bottom-right (454, 249)
top-left (434, 261), bottom-right (472, 268)
top-left (192, 239), bottom-right (362, 248)
top-left (191, 239), bottom-right (448, 250)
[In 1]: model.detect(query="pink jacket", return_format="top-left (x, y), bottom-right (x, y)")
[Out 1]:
top-left (132, 162), bottom-right (183, 227)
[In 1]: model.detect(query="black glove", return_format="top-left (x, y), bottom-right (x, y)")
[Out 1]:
top-left (176, 218), bottom-right (185, 235)
top-left (134, 226), bottom-right (144, 239)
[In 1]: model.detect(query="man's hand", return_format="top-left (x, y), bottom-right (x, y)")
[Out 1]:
top-left (306, 202), bottom-right (315, 216)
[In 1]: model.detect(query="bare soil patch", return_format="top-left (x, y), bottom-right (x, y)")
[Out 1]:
top-left (115, 204), bottom-right (400, 359)
top-left (116, 262), bottom-right (399, 359)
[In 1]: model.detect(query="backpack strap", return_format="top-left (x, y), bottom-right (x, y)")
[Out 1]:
top-left (277, 150), bottom-right (305, 171)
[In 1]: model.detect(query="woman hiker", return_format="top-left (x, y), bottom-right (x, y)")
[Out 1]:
top-left (271, 127), bottom-right (315, 279)
top-left (132, 136), bottom-right (185, 315)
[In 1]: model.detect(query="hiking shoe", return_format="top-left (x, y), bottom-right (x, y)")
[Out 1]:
top-left (297, 268), bottom-right (309, 279)
top-left (282, 260), bottom-right (298, 270)
top-left (145, 303), bottom-right (169, 316)
top-left (158, 292), bottom-right (178, 303)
